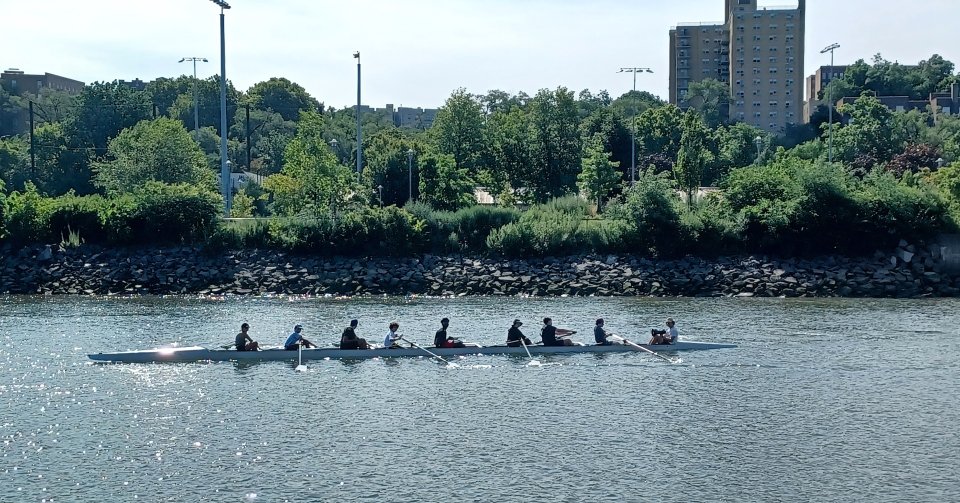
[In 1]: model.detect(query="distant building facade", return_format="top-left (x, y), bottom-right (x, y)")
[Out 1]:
top-left (0, 69), bottom-right (85, 95)
top-left (351, 103), bottom-right (439, 129)
top-left (669, 0), bottom-right (806, 133)
top-left (834, 82), bottom-right (960, 123)
top-left (802, 65), bottom-right (848, 123)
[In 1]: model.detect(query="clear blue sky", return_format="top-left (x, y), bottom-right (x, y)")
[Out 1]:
top-left (4, 0), bottom-right (957, 109)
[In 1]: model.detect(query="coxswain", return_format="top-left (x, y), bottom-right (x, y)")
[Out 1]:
top-left (648, 318), bottom-right (679, 345)
top-left (506, 319), bottom-right (532, 347)
top-left (540, 317), bottom-right (575, 346)
top-left (284, 324), bottom-right (317, 350)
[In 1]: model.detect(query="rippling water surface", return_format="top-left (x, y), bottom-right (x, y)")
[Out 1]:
top-left (1, 295), bottom-right (958, 502)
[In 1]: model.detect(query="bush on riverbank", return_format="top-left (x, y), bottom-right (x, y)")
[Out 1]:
top-left (1, 160), bottom-right (955, 257)
top-left (1, 182), bottom-right (221, 246)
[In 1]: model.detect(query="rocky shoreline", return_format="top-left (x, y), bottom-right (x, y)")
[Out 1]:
top-left (0, 242), bottom-right (957, 298)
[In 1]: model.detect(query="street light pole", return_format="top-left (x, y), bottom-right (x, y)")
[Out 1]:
top-left (354, 52), bottom-right (362, 182)
top-left (178, 57), bottom-right (207, 132)
top-left (407, 148), bottom-right (415, 204)
top-left (754, 136), bottom-right (763, 163)
top-left (618, 67), bottom-right (653, 185)
top-left (210, 0), bottom-right (232, 217)
top-left (821, 43), bottom-right (840, 164)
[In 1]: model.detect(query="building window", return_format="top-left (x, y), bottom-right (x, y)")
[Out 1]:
top-left (769, 79), bottom-right (778, 85)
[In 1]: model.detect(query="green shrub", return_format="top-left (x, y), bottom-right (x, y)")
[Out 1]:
top-left (486, 197), bottom-right (615, 257)
top-left (3, 182), bottom-right (54, 244)
top-left (605, 169), bottom-right (683, 256)
top-left (47, 193), bottom-right (109, 244)
top-left (103, 182), bottom-right (221, 245)
top-left (855, 169), bottom-right (951, 248)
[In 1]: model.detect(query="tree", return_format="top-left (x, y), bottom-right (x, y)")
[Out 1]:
top-left (65, 81), bottom-right (153, 153)
top-left (712, 122), bottom-right (767, 184)
top-left (685, 79), bottom-right (731, 128)
top-left (635, 105), bottom-right (684, 163)
top-left (266, 110), bottom-right (354, 217)
top-left (577, 134), bottom-right (621, 210)
top-left (611, 90), bottom-right (664, 119)
top-left (914, 54), bottom-right (955, 98)
top-left (674, 111), bottom-right (710, 204)
top-left (486, 107), bottom-right (534, 202)
top-left (246, 77), bottom-right (321, 122)
top-left (362, 128), bottom-right (425, 207)
top-left (432, 88), bottom-right (487, 175)
top-left (93, 117), bottom-right (213, 194)
top-left (526, 87), bottom-right (582, 201)
top-left (828, 94), bottom-right (906, 169)
top-left (579, 107), bottom-right (632, 184)
top-left (0, 136), bottom-right (29, 190)
top-left (417, 153), bottom-right (475, 211)
top-left (886, 143), bottom-right (942, 177)
top-left (167, 76), bottom-right (241, 137)
top-left (480, 90), bottom-right (528, 114)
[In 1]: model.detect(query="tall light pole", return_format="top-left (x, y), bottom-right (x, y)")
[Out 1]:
top-left (407, 148), bottom-right (415, 204)
top-left (754, 136), bottom-right (763, 163)
top-left (821, 43), bottom-right (840, 164)
top-left (354, 52), bottom-right (362, 182)
top-left (178, 57), bottom-right (207, 132)
top-left (618, 67), bottom-right (653, 185)
top-left (210, 0), bottom-right (232, 217)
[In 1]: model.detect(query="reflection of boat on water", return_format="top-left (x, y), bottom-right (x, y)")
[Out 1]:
top-left (88, 341), bottom-right (736, 363)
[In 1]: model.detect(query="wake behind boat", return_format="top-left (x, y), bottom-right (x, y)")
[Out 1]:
top-left (88, 340), bottom-right (736, 363)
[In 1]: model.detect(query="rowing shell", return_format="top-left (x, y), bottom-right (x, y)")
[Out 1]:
top-left (88, 340), bottom-right (735, 363)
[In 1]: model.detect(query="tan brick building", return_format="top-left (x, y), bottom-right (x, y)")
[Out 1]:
top-left (669, 0), bottom-right (806, 133)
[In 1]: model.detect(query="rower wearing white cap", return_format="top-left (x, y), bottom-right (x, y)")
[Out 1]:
top-left (284, 324), bottom-right (317, 350)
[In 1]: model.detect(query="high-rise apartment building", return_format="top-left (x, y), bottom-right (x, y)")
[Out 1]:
top-left (669, 0), bottom-right (806, 133)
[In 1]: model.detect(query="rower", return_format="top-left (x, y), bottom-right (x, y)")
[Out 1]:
top-left (649, 318), bottom-right (679, 345)
top-left (235, 322), bottom-right (259, 351)
top-left (594, 318), bottom-right (611, 346)
top-left (284, 324), bottom-right (317, 351)
top-left (506, 319), bottom-right (532, 347)
top-left (340, 319), bottom-right (369, 350)
top-left (434, 318), bottom-right (466, 348)
top-left (384, 322), bottom-right (403, 349)
top-left (540, 317), bottom-right (575, 346)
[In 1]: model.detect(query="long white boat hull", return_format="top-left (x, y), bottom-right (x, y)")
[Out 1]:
top-left (88, 341), bottom-right (736, 363)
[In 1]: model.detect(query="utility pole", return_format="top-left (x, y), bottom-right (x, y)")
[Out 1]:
top-left (821, 43), bottom-right (840, 164)
top-left (245, 103), bottom-right (251, 170)
top-left (178, 56), bottom-right (208, 132)
top-left (354, 51), bottom-right (362, 182)
top-left (210, 0), bottom-right (232, 217)
top-left (29, 100), bottom-right (35, 177)
top-left (618, 67), bottom-right (653, 185)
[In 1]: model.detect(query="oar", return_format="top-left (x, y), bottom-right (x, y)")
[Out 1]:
top-left (608, 334), bottom-right (679, 364)
top-left (295, 344), bottom-right (307, 372)
top-left (519, 337), bottom-right (541, 367)
top-left (399, 336), bottom-right (458, 368)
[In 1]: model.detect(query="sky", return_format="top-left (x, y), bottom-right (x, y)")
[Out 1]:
top-left (3, 0), bottom-right (959, 110)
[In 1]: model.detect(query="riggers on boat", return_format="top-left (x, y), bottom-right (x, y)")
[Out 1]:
top-left (88, 341), bottom-right (736, 363)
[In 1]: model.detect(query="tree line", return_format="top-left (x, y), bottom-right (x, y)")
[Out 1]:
top-left (1, 53), bottom-right (960, 257)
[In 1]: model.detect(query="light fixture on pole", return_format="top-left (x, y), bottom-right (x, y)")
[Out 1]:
top-left (618, 67), bottom-right (654, 185)
top-left (754, 136), bottom-right (763, 163)
top-left (354, 52), bottom-right (362, 182)
top-left (178, 57), bottom-right (207, 132)
top-left (407, 148), bottom-right (415, 204)
top-left (210, 0), bottom-right (232, 217)
top-left (377, 185), bottom-right (383, 209)
top-left (821, 43), bottom-right (840, 164)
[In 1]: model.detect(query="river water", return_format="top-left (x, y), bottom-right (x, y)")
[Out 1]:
top-left (1, 295), bottom-right (958, 502)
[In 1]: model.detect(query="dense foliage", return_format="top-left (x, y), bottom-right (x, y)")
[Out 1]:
top-left (2, 53), bottom-right (960, 257)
